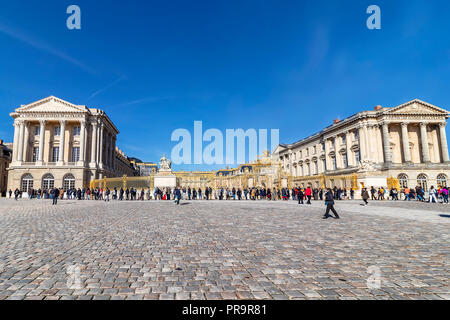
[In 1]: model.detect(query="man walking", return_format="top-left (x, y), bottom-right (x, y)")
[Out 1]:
top-left (52, 187), bottom-right (59, 205)
top-left (361, 188), bottom-right (369, 205)
top-left (323, 188), bottom-right (340, 219)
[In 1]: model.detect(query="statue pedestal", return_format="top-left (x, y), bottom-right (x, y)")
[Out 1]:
top-left (154, 171), bottom-right (177, 188)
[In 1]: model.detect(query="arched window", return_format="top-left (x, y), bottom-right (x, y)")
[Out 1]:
top-left (398, 174), bottom-right (409, 188)
top-left (42, 174), bottom-right (55, 190)
top-left (437, 174), bottom-right (448, 187)
top-left (417, 174), bottom-right (428, 192)
top-left (21, 174), bottom-right (34, 192)
top-left (63, 174), bottom-right (76, 191)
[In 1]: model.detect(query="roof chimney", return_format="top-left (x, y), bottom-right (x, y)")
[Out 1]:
top-left (374, 105), bottom-right (382, 111)
top-left (333, 119), bottom-right (340, 124)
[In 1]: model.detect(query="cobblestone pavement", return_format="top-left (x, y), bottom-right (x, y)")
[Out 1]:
top-left (0, 198), bottom-right (448, 300)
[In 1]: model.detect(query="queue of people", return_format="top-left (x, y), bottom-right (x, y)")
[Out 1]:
top-left (7, 185), bottom-right (449, 204)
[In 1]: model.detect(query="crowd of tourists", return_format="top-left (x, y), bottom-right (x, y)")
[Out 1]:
top-left (8, 185), bottom-right (449, 204)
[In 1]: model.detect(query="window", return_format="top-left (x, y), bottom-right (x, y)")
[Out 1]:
top-left (314, 161), bottom-right (318, 174)
top-left (306, 148), bottom-right (309, 156)
top-left (417, 174), bottom-right (428, 192)
top-left (342, 135), bottom-right (346, 144)
top-left (54, 126), bottom-right (61, 136)
top-left (72, 147), bottom-right (80, 162)
top-left (21, 174), bottom-right (34, 192)
top-left (299, 151), bottom-right (302, 158)
top-left (42, 174), bottom-right (55, 190)
top-left (35, 126), bottom-right (40, 136)
top-left (355, 150), bottom-right (361, 164)
top-left (63, 174), bottom-right (76, 191)
top-left (398, 174), bottom-right (408, 188)
top-left (332, 157), bottom-right (337, 170)
top-left (33, 147), bottom-right (39, 162)
top-left (313, 146), bottom-right (317, 154)
top-left (354, 130), bottom-right (359, 140)
top-left (73, 126), bottom-right (81, 136)
top-left (322, 158), bottom-right (327, 171)
top-left (331, 138), bottom-right (335, 149)
top-left (437, 174), bottom-right (448, 187)
top-left (52, 147), bottom-right (59, 162)
top-left (343, 154), bottom-right (348, 168)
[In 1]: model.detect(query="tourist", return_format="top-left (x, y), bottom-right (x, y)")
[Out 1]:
top-left (361, 188), bottom-right (369, 205)
top-left (305, 187), bottom-right (312, 204)
top-left (323, 188), bottom-right (340, 219)
top-left (297, 188), bottom-right (304, 204)
top-left (174, 187), bottom-right (181, 205)
top-left (428, 186), bottom-right (437, 203)
top-left (52, 187), bottom-right (59, 205)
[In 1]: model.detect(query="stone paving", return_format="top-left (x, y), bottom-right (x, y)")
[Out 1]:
top-left (0, 198), bottom-right (448, 300)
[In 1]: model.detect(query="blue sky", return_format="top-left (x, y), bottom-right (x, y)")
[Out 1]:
top-left (0, 0), bottom-right (449, 171)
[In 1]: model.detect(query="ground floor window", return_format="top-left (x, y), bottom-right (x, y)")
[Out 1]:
top-left (21, 174), bottom-right (34, 192)
top-left (437, 174), bottom-right (448, 187)
top-left (417, 174), bottom-right (428, 192)
top-left (42, 174), bottom-right (55, 190)
top-left (63, 174), bottom-right (76, 191)
top-left (398, 174), bottom-right (408, 188)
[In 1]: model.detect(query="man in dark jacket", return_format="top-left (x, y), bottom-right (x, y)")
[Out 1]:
top-left (323, 188), bottom-right (340, 219)
top-left (52, 188), bottom-right (59, 205)
top-left (298, 188), bottom-right (304, 204)
top-left (174, 187), bottom-right (181, 205)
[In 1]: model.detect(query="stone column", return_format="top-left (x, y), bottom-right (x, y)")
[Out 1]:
top-left (323, 139), bottom-right (330, 171)
top-left (362, 124), bottom-right (370, 161)
top-left (90, 121), bottom-right (98, 166)
top-left (79, 120), bottom-right (86, 165)
top-left (17, 120), bottom-right (25, 162)
top-left (439, 122), bottom-right (449, 163)
top-left (111, 136), bottom-right (115, 168)
top-left (12, 121), bottom-right (20, 162)
top-left (58, 120), bottom-right (66, 165)
top-left (420, 122), bottom-right (430, 163)
top-left (99, 123), bottom-right (104, 167)
top-left (38, 120), bottom-right (46, 164)
top-left (346, 131), bottom-right (352, 166)
top-left (381, 122), bottom-right (392, 164)
top-left (401, 123), bottom-right (412, 163)
top-left (357, 125), bottom-right (366, 163)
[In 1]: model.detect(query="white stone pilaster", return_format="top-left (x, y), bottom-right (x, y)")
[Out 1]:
top-left (401, 123), bottom-right (412, 163)
top-left (381, 122), bottom-right (392, 164)
top-left (12, 121), bottom-right (20, 162)
top-left (17, 120), bottom-right (25, 162)
top-left (90, 121), bottom-right (98, 167)
top-left (439, 122), bottom-right (449, 163)
top-left (79, 120), bottom-right (86, 165)
top-left (420, 122), bottom-right (430, 163)
top-left (37, 120), bottom-right (46, 164)
top-left (58, 120), bottom-right (66, 165)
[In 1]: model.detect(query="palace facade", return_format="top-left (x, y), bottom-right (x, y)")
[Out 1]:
top-left (6, 97), bottom-right (450, 194)
top-left (273, 99), bottom-right (449, 191)
top-left (0, 140), bottom-right (12, 196)
top-left (7, 96), bottom-right (135, 192)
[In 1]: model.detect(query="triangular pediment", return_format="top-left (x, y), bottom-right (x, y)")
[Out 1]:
top-left (272, 144), bottom-right (287, 155)
top-left (16, 96), bottom-right (90, 113)
top-left (384, 99), bottom-right (449, 115)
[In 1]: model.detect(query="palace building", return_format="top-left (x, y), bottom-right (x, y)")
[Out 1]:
top-left (0, 140), bottom-right (12, 196)
top-left (7, 96), bottom-right (135, 192)
top-left (273, 99), bottom-right (449, 191)
top-left (6, 97), bottom-right (450, 194)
